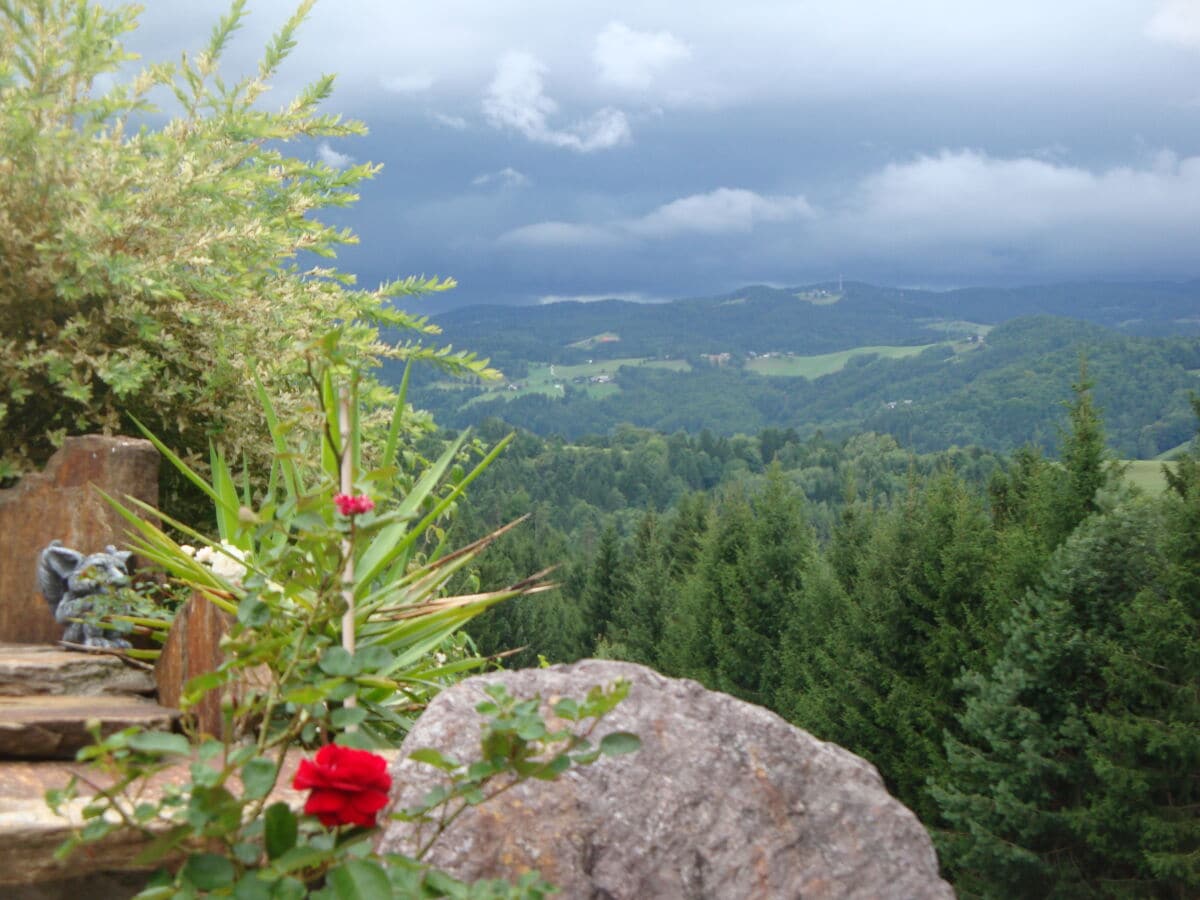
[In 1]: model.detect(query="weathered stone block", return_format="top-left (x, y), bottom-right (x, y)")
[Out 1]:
top-left (0, 436), bottom-right (159, 644)
top-left (0, 695), bottom-right (180, 760)
top-left (378, 660), bottom-right (954, 899)
top-left (0, 644), bottom-right (155, 697)
top-left (154, 593), bottom-right (270, 739)
top-left (154, 593), bottom-right (231, 738)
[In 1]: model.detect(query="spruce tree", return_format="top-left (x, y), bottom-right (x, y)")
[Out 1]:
top-left (986, 445), bottom-right (1068, 626)
top-left (1081, 403), bottom-right (1200, 896)
top-left (584, 524), bottom-right (629, 650)
top-left (665, 485), bottom-right (753, 689)
top-left (933, 498), bottom-right (1169, 896)
top-left (711, 466), bottom-right (814, 704)
top-left (608, 511), bottom-right (670, 666)
top-left (665, 492), bottom-right (711, 579)
top-left (772, 555), bottom-right (857, 733)
top-left (1056, 358), bottom-right (1117, 536)
top-left (793, 469), bottom-right (996, 823)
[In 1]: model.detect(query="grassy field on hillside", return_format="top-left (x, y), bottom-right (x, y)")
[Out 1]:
top-left (1123, 459), bottom-right (1178, 494)
top-left (746, 344), bottom-right (940, 378)
top-left (462, 357), bottom-right (690, 406)
top-left (920, 320), bottom-right (993, 338)
top-left (793, 289), bottom-right (843, 304)
top-left (566, 332), bottom-right (621, 350)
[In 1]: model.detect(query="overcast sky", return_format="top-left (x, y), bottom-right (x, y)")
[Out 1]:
top-left (124, 0), bottom-right (1200, 307)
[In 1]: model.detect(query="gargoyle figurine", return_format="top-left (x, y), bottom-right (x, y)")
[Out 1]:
top-left (37, 540), bottom-right (134, 648)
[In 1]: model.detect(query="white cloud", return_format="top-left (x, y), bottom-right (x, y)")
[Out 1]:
top-left (316, 142), bottom-right (354, 169)
top-left (500, 187), bottom-right (815, 249)
top-left (432, 112), bottom-right (470, 130)
top-left (847, 150), bottom-right (1199, 234)
top-left (593, 22), bottom-right (690, 89)
top-left (483, 52), bottom-right (631, 152)
top-left (626, 188), bottom-right (815, 237)
top-left (499, 221), bottom-right (624, 247)
top-left (472, 167), bottom-right (530, 188)
top-left (823, 149), bottom-right (1200, 273)
top-left (538, 291), bottom-right (663, 304)
top-left (498, 151), bottom-right (1200, 283)
top-left (1146, 1), bottom-right (1200, 49)
top-left (382, 72), bottom-right (435, 94)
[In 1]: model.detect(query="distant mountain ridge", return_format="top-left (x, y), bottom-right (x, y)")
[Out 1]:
top-left (412, 315), bottom-right (1200, 459)
top-left (401, 282), bottom-right (1200, 458)
top-left (429, 280), bottom-right (1200, 368)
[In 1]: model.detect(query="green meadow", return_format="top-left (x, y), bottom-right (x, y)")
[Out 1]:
top-left (746, 343), bottom-right (941, 378)
top-left (463, 357), bottom-right (691, 405)
top-left (1123, 459), bottom-right (1178, 494)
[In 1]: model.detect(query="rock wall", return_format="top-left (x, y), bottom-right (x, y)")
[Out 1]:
top-left (379, 659), bottom-right (955, 899)
top-left (0, 436), bottom-right (159, 643)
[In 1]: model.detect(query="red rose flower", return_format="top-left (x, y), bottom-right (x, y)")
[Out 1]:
top-left (292, 744), bottom-right (392, 828)
top-left (333, 493), bottom-right (375, 516)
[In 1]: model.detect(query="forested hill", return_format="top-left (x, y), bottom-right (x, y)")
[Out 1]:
top-left (414, 316), bottom-right (1200, 458)
top-left (426, 280), bottom-right (1200, 369)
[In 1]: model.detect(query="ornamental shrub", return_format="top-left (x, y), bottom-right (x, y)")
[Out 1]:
top-left (0, 0), bottom-right (492, 487)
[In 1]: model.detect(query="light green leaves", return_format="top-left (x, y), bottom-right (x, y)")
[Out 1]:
top-left (599, 732), bottom-right (641, 757)
top-left (322, 859), bottom-right (392, 900)
top-left (127, 731), bottom-right (191, 756)
top-left (263, 802), bottom-right (297, 861)
top-left (0, 0), bottom-right (496, 488)
top-left (240, 758), bottom-right (277, 800)
top-left (181, 852), bottom-right (236, 891)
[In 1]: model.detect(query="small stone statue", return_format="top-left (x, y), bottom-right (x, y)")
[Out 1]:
top-left (37, 540), bottom-right (134, 648)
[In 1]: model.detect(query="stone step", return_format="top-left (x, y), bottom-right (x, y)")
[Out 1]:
top-left (0, 750), bottom-right (401, 887)
top-left (0, 643), bottom-right (156, 697)
top-left (0, 695), bottom-right (181, 760)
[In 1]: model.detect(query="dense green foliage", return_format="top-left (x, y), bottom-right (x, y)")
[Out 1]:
top-left (0, 0), bottom-right (490, 487)
top-left (415, 316), bottom-right (1200, 458)
top-left (453, 382), bottom-right (1200, 897)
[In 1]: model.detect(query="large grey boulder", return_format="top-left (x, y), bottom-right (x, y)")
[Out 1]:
top-left (379, 660), bottom-right (954, 899)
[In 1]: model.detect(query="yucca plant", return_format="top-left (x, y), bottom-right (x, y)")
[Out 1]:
top-left (105, 328), bottom-right (549, 746)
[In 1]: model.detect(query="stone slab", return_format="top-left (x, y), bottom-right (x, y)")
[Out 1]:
top-left (0, 644), bottom-right (155, 697)
top-left (0, 695), bottom-right (180, 760)
top-left (0, 435), bottom-right (159, 644)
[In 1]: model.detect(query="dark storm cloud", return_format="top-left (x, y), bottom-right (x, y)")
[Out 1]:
top-left (114, 1), bottom-right (1200, 304)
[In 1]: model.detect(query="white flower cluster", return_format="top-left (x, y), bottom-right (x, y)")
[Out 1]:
top-left (180, 540), bottom-right (248, 585)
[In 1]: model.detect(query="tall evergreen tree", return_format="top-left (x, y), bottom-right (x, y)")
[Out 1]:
top-left (1056, 358), bottom-right (1116, 536)
top-left (791, 469), bottom-right (997, 823)
top-left (584, 524), bottom-right (629, 650)
top-left (772, 554), bottom-right (856, 732)
top-left (664, 486), bottom-right (754, 686)
top-left (986, 444), bottom-right (1067, 620)
top-left (665, 492), bottom-right (711, 579)
top-left (608, 511), bottom-right (671, 666)
top-left (933, 497), bottom-right (1169, 897)
top-left (658, 471), bottom-right (815, 700)
top-left (1080, 403), bottom-right (1200, 896)
top-left (711, 466), bottom-right (815, 704)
